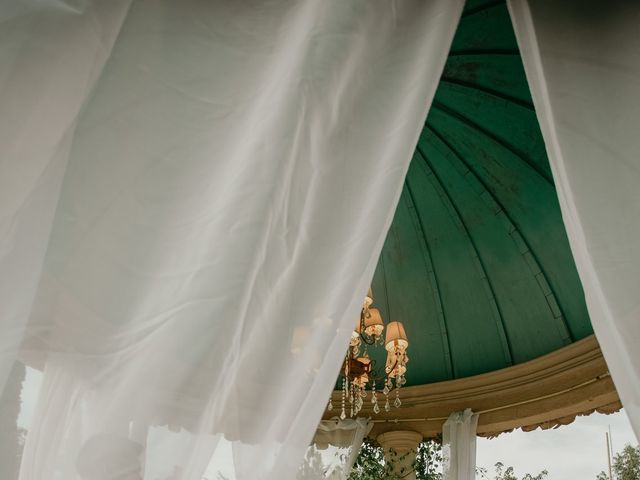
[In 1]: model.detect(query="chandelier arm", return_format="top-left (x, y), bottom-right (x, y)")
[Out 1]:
top-left (366, 357), bottom-right (398, 384)
top-left (360, 333), bottom-right (376, 345)
top-left (359, 308), bottom-right (378, 345)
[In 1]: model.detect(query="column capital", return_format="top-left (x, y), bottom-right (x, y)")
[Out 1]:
top-left (377, 430), bottom-right (422, 453)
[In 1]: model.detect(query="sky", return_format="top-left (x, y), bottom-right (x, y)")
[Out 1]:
top-left (17, 367), bottom-right (638, 479)
top-left (476, 410), bottom-right (637, 480)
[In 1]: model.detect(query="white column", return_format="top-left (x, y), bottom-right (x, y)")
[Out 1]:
top-left (377, 430), bottom-right (423, 480)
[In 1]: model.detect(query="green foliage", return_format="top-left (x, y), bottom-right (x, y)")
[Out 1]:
top-left (348, 438), bottom-right (397, 480)
top-left (476, 462), bottom-right (548, 480)
top-left (348, 438), bottom-right (442, 480)
top-left (596, 444), bottom-right (640, 480)
top-left (414, 440), bottom-right (443, 480)
top-left (350, 437), bottom-right (551, 480)
top-left (613, 444), bottom-right (640, 480)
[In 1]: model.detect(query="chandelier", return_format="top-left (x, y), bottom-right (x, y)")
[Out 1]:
top-left (328, 289), bottom-right (409, 419)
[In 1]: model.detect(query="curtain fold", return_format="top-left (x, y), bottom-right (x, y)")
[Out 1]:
top-left (508, 0), bottom-right (640, 440)
top-left (442, 409), bottom-right (478, 480)
top-left (0, 0), bottom-right (133, 394)
top-left (0, 1), bottom-right (465, 479)
top-left (297, 418), bottom-right (372, 480)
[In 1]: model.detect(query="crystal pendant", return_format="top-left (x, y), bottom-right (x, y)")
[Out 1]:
top-left (382, 385), bottom-right (390, 395)
top-left (373, 403), bottom-right (380, 414)
top-left (340, 409), bottom-right (346, 420)
top-left (384, 398), bottom-right (391, 412)
top-left (328, 400), bottom-right (333, 411)
top-left (394, 396), bottom-right (401, 408)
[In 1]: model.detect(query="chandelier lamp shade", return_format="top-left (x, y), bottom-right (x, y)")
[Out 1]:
top-left (328, 289), bottom-right (409, 419)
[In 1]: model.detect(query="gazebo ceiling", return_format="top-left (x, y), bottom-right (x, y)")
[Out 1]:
top-left (368, 0), bottom-right (593, 388)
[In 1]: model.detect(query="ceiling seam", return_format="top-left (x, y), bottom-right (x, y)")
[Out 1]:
top-left (403, 176), bottom-right (455, 379)
top-left (460, 0), bottom-right (506, 18)
top-left (438, 77), bottom-right (535, 111)
top-left (379, 245), bottom-right (392, 322)
top-left (448, 48), bottom-right (520, 57)
top-left (415, 145), bottom-right (514, 367)
top-left (429, 100), bottom-right (554, 184)
top-left (424, 124), bottom-right (575, 344)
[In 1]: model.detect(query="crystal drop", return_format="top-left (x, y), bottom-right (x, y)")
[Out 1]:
top-left (328, 400), bottom-right (333, 411)
top-left (394, 396), bottom-right (401, 408)
top-left (373, 403), bottom-right (380, 414)
top-left (340, 409), bottom-right (346, 420)
top-left (384, 399), bottom-right (390, 412)
top-left (382, 385), bottom-right (390, 395)
top-left (371, 394), bottom-right (377, 405)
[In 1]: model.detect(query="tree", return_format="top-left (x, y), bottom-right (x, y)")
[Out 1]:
top-left (613, 444), bottom-right (640, 480)
top-left (477, 462), bottom-right (548, 480)
top-left (348, 438), bottom-right (394, 480)
top-left (414, 440), bottom-right (443, 480)
top-left (347, 438), bottom-right (442, 480)
top-left (349, 437), bottom-right (549, 480)
top-left (596, 444), bottom-right (640, 480)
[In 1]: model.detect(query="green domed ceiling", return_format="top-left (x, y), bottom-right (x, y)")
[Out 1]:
top-left (369, 0), bottom-right (592, 387)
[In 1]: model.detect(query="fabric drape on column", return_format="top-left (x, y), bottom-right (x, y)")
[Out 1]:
top-left (0, 1), bottom-right (465, 479)
top-left (508, 0), bottom-right (640, 439)
top-left (442, 409), bottom-right (478, 480)
top-left (297, 418), bottom-right (372, 480)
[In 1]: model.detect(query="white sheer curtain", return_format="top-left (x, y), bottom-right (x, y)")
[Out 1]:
top-left (298, 418), bottom-right (372, 480)
top-left (0, 0), bottom-right (133, 395)
top-left (508, 0), bottom-right (640, 440)
top-left (442, 409), bottom-right (478, 480)
top-left (0, 1), bottom-right (465, 479)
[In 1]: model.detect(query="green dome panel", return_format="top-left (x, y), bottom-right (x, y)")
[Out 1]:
top-left (368, 0), bottom-right (592, 387)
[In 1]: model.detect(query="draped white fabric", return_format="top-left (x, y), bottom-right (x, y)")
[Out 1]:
top-left (508, 0), bottom-right (640, 440)
top-left (0, 0), bottom-right (134, 396)
top-left (298, 418), bottom-right (372, 480)
top-left (442, 409), bottom-right (478, 480)
top-left (0, 1), bottom-right (464, 479)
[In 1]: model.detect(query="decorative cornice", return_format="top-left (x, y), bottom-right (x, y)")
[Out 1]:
top-left (324, 335), bottom-right (620, 438)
